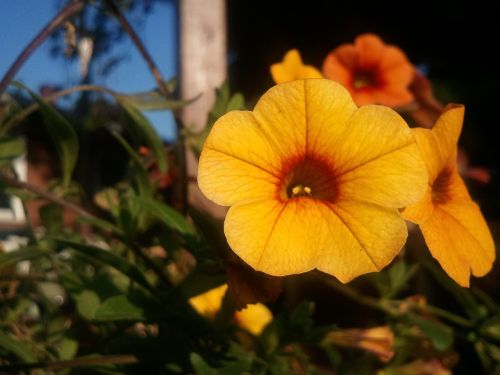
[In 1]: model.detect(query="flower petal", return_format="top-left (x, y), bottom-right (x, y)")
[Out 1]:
top-left (224, 199), bottom-right (319, 276)
top-left (253, 81), bottom-right (309, 162)
top-left (315, 200), bottom-right (408, 282)
top-left (421, 199), bottom-right (495, 287)
top-left (378, 46), bottom-right (414, 86)
top-left (198, 111), bottom-right (281, 206)
top-left (333, 105), bottom-right (428, 207)
top-left (355, 34), bottom-right (385, 68)
top-left (225, 198), bottom-right (407, 282)
top-left (302, 79), bottom-right (358, 157)
top-left (234, 303), bottom-right (273, 336)
top-left (412, 106), bottom-right (465, 181)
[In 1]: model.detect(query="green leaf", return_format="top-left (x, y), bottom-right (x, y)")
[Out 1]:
top-left (39, 203), bottom-right (63, 235)
top-left (13, 81), bottom-right (78, 188)
top-left (58, 337), bottom-right (79, 360)
top-left (190, 353), bottom-right (216, 375)
top-left (118, 88), bottom-right (199, 111)
top-left (131, 196), bottom-right (197, 239)
top-left (117, 97), bottom-right (167, 173)
top-left (0, 136), bottom-right (24, 162)
top-left (111, 131), bottom-right (154, 199)
top-left (0, 247), bottom-right (47, 270)
top-left (74, 289), bottom-right (101, 320)
top-left (424, 260), bottom-right (485, 321)
top-left (480, 314), bottom-right (500, 341)
top-left (55, 239), bottom-right (155, 294)
top-left (408, 313), bottom-right (453, 351)
top-left (94, 295), bottom-right (149, 321)
top-left (0, 331), bottom-right (37, 362)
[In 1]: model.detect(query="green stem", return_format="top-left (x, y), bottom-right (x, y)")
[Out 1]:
top-left (2, 84), bottom-right (116, 134)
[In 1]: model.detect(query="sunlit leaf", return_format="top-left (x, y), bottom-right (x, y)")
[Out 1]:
top-left (408, 313), bottom-right (453, 351)
top-left (55, 239), bottom-right (155, 294)
top-left (0, 136), bottom-right (24, 163)
top-left (0, 247), bottom-right (47, 270)
top-left (117, 97), bottom-right (167, 173)
top-left (0, 331), bottom-right (37, 362)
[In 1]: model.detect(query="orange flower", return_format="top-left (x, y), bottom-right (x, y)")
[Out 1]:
top-left (403, 105), bottom-right (495, 286)
top-left (198, 79), bottom-right (427, 282)
top-left (270, 49), bottom-right (322, 84)
top-left (322, 33), bottom-right (414, 107)
top-left (324, 326), bottom-right (394, 362)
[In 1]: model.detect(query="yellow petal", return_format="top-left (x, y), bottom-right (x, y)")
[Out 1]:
top-left (198, 111), bottom-right (281, 206)
top-left (224, 198), bottom-right (407, 282)
top-left (189, 284), bottom-right (228, 319)
top-left (412, 106), bottom-right (464, 181)
top-left (402, 188), bottom-right (434, 223)
top-left (234, 303), bottom-right (273, 336)
top-left (315, 200), bottom-right (408, 282)
top-left (421, 198), bottom-right (495, 286)
top-left (333, 105), bottom-right (428, 207)
top-left (224, 199), bottom-right (319, 275)
top-left (270, 50), bottom-right (322, 84)
top-left (253, 80), bottom-right (308, 161)
top-left (301, 79), bottom-right (357, 157)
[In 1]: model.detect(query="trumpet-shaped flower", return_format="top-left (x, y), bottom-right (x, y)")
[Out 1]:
top-left (324, 326), bottom-right (395, 362)
top-left (271, 49), bottom-right (322, 84)
top-left (198, 79), bottom-right (427, 282)
top-left (403, 106), bottom-right (495, 286)
top-left (189, 284), bottom-right (272, 336)
top-left (322, 34), bottom-right (414, 107)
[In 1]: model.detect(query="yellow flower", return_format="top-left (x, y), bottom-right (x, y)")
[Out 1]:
top-left (270, 49), bottom-right (322, 84)
top-left (403, 105), bottom-right (495, 286)
top-left (189, 284), bottom-right (228, 319)
top-left (234, 303), bottom-right (273, 336)
top-left (198, 79), bottom-right (427, 282)
top-left (189, 284), bottom-right (272, 336)
top-left (324, 326), bottom-right (394, 362)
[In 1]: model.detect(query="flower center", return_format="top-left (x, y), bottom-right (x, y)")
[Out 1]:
top-left (281, 157), bottom-right (336, 202)
top-left (432, 169), bottom-right (452, 204)
top-left (353, 71), bottom-right (376, 89)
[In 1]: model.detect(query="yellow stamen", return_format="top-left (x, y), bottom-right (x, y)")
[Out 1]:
top-left (291, 184), bottom-right (312, 197)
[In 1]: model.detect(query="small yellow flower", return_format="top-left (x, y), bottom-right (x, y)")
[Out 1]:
top-left (403, 105), bottom-right (495, 286)
top-left (234, 303), bottom-right (273, 336)
top-left (189, 284), bottom-right (228, 319)
top-left (198, 79), bottom-right (427, 282)
top-left (324, 326), bottom-right (394, 362)
top-left (270, 49), bottom-right (322, 84)
top-left (189, 284), bottom-right (272, 336)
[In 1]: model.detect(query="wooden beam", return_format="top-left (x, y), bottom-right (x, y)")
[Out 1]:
top-left (180, 0), bottom-right (227, 217)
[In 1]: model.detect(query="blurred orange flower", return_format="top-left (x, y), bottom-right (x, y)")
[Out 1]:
top-left (324, 326), bottom-right (394, 362)
top-left (322, 33), bottom-right (414, 107)
top-left (270, 49), bottom-right (322, 84)
top-left (189, 284), bottom-right (272, 336)
top-left (403, 105), bottom-right (495, 286)
top-left (198, 79), bottom-right (427, 282)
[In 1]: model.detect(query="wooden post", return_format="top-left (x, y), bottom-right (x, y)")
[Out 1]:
top-left (180, 0), bottom-right (227, 217)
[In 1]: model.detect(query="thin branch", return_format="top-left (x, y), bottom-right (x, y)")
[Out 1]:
top-left (0, 354), bottom-right (138, 371)
top-left (0, 0), bottom-right (85, 95)
top-left (103, 0), bottom-right (171, 99)
top-left (0, 172), bottom-right (93, 219)
top-left (2, 84), bottom-right (117, 134)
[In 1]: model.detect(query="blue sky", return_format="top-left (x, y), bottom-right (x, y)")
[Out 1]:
top-left (0, 1), bottom-right (178, 141)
